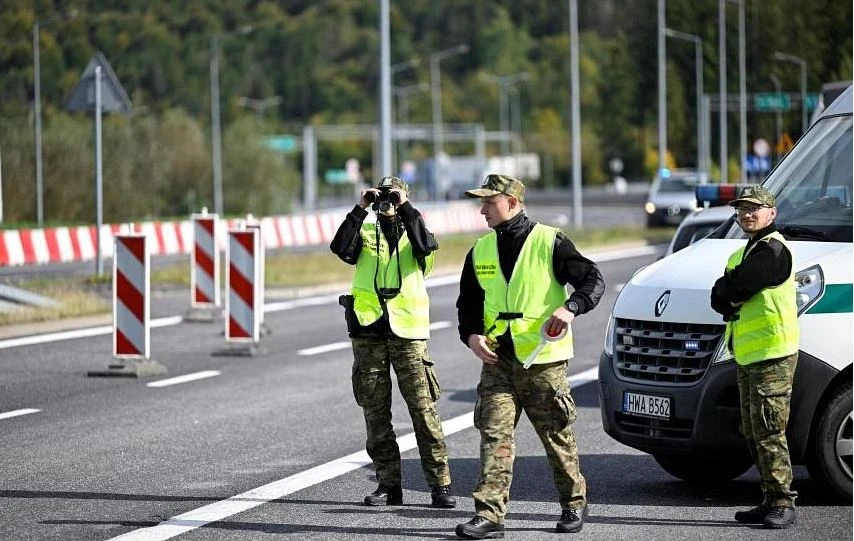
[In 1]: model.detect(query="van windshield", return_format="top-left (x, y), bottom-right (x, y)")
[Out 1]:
top-left (725, 115), bottom-right (853, 242)
top-left (658, 179), bottom-right (697, 193)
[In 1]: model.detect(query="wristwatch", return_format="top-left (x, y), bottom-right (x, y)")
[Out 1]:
top-left (565, 300), bottom-right (579, 314)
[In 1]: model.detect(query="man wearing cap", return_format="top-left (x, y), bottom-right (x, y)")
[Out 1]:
top-left (710, 186), bottom-right (799, 529)
top-left (330, 176), bottom-right (456, 509)
top-left (454, 174), bottom-right (604, 538)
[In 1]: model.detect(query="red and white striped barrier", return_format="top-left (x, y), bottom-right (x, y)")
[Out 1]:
top-left (191, 212), bottom-right (220, 308)
top-left (113, 234), bottom-right (149, 359)
top-left (245, 218), bottom-right (266, 327)
top-left (225, 228), bottom-right (260, 344)
top-left (0, 203), bottom-right (488, 268)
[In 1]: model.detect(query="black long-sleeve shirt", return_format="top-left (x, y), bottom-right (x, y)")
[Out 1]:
top-left (456, 211), bottom-right (605, 348)
top-left (710, 223), bottom-right (792, 320)
top-left (330, 201), bottom-right (438, 336)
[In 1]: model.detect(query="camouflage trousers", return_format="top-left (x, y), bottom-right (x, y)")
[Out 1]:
top-left (472, 354), bottom-right (585, 524)
top-left (351, 336), bottom-right (451, 488)
top-left (736, 353), bottom-right (798, 507)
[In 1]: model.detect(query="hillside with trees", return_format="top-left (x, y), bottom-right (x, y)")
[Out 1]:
top-left (0, 0), bottom-right (850, 223)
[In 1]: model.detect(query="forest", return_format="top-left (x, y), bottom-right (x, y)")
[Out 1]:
top-left (0, 0), bottom-right (850, 223)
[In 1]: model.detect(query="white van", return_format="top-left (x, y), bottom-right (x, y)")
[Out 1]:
top-left (599, 87), bottom-right (853, 499)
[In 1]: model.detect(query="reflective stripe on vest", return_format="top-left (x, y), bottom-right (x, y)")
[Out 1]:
top-left (725, 230), bottom-right (799, 365)
top-left (473, 224), bottom-right (573, 364)
top-left (351, 221), bottom-right (432, 339)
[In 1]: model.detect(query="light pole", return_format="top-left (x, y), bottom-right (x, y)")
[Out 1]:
top-left (665, 28), bottom-right (704, 174)
top-left (391, 57), bottom-right (420, 78)
top-left (379, 0), bottom-right (392, 177)
top-left (210, 25), bottom-right (253, 216)
top-left (773, 51), bottom-right (808, 134)
top-left (657, 0), bottom-right (666, 172)
top-left (238, 96), bottom-right (282, 121)
top-left (769, 73), bottom-right (783, 157)
top-left (718, 0), bottom-right (746, 182)
top-left (32, 9), bottom-right (77, 226)
top-left (393, 83), bottom-right (429, 165)
top-left (430, 43), bottom-right (469, 199)
top-left (569, 0), bottom-right (582, 229)
top-left (481, 72), bottom-right (530, 155)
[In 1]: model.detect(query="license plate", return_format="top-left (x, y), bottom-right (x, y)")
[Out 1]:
top-left (623, 392), bottom-right (671, 419)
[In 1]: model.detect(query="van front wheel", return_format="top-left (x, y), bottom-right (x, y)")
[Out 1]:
top-left (807, 383), bottom-right (853, 500)
top-left (653, 453), bottom-right (752, 484)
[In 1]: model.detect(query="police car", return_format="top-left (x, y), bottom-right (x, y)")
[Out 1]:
top-left (599, 86), bottom-right (853, 499)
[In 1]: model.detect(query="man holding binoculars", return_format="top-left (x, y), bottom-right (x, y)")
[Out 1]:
top-left (330, 176), bottom-right (455, 509)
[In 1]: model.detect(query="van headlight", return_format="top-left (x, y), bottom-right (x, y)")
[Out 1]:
top-left (644, 202), bottom-right (656, 214)
top-left (795, 265), bottom-right (824, 315)
top-left (604, 312), bottom-right (616, 356)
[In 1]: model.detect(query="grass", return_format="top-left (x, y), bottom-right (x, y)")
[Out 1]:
top-left (1, 226), bottom-right (675, 327)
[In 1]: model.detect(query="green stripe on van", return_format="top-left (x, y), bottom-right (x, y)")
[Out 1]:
top-left (807, 283), bottom-right (854, 314)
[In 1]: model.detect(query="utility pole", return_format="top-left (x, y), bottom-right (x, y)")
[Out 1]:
top-left (569, 0), bottom-right (583, 229)
top-left (378, 0), bottom-right (392, 177)
top-left (657, 0), bottom-right (667, 172)
top-left (430, 44), bottom-right (468, 199)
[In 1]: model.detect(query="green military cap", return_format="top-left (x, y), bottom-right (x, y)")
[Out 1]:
top-left (465, 174), bottom-right (526, 203)
top-left (377, 175), bottom-right (409, 194)
top-left (729, 185), bottom-right (776, 208)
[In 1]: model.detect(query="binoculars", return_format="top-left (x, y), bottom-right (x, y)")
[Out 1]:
top-left (366, 188), bottom-right (402, 212)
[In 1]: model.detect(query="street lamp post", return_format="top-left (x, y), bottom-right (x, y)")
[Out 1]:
top-left (210, 25), bottom-right (253, 216)
top-left (769, 73), bottom-right (783, 157)
top-left (430, 43), bottom-right (468, 199)
top-left (718, 0), bottom-right (746, 182)
top-left (481, 72), bottom-right (530, 155)
top-left (657, 0), bottom-right (666, 172)
top-left (393, 83), bottom-right (429, 166)
top-left (32, 9), bottom-right (77, 226)
top-left (665, 28), bottom-right (705, 174)
top-left (379, 0), bottom-right (392, 177)
top-left (773, 51), bottom-right (808, 133)
top-left (569, 0), bottom-right (582, 229)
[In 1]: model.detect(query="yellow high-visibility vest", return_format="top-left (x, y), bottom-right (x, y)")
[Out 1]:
top-left (473, 224), bottom-right (573, 364)
top-left (725, 230), bottom-right (799, 365)
top-left (351, 222), bottom-right (432, 339)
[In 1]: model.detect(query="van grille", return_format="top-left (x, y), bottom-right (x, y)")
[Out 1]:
top-left (615, 412), bottom-right (694, 439)
top-left (612, 318), bottom-right (725, 385)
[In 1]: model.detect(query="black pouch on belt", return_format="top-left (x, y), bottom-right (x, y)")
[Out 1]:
top-left (338, 295), bottom-right (359, 334)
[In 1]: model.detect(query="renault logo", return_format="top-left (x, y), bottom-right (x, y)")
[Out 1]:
top-left (655, 290), bottom-right (671, 317)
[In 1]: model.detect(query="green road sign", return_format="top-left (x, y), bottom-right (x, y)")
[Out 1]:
top-left (263, 135), bottom-right (297, 152)
top-left (755, 93), bottom-right (791, 112)
top-left (805, 93), bottom-right (819, 111)
top-left (324, 169), bottom-right (350, 183)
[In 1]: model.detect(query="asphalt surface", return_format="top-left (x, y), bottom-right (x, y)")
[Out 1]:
top-left (0, 248), bottom-right (850, 540)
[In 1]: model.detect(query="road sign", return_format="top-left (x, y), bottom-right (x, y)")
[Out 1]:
top-left (805, 93), bottom-right (820, 111)
top-left (263, 135), bottom-right (297, 152)
top-left (754, 93), bottom-right (791, 112)
top-left (65, 52), bottom-right (132, 113)
top-left (324, 169), bottom-right (350, 183)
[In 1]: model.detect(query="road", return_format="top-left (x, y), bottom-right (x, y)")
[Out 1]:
top-left (1, 247), bottom-right (849, 540)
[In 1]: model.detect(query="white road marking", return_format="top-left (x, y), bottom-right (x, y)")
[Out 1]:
top-left (108, 369), bottom-right (599, 541)
top-left (0, 408), bottom-right (40, 421)
top-left (146, 371), bottom-right (221, 388)
top-left (0, 244), bottom-right (663, 351)
top-left (297, 341), bottom-right (351, 356)
top-left (297, 320), bottom-right (454, 356)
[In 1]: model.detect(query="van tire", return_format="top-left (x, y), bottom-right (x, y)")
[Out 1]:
top-left (806, 383), bottom-right (853, 500)
top-left (653, 453), bottom-right (752, 484)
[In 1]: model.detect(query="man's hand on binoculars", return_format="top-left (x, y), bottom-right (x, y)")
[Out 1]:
top-left (359, 189), bottom-right (379, 209)
top-left (390, 189), bottom-right (408, 205)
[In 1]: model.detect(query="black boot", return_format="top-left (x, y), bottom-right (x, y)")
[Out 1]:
top-left (734, 504), bottom-right (769, 524)
top-left (455, 516), bottom-right (504, 539)
top-left (556, 504), bottom-right (587, 533)
top-left (763, 506), bottom-right (796, 529)
top-left (364, 484), bottom-right (403, 506)
top-left (431, 485), bottom-right (457, 508)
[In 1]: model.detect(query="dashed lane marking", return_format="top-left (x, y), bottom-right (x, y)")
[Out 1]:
top-left (146, 370), bottom-right (221, 388)
top-left (0, 408), bottom-right (41, 421)
top-left (297, 320), bottom-right (453, 356)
